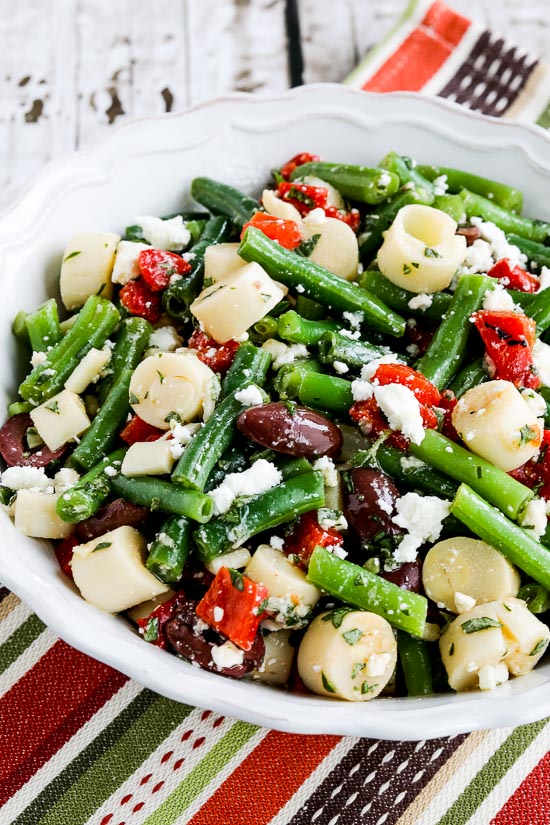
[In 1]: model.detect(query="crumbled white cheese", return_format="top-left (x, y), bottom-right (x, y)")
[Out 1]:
top-left (326, 543), bottom-right (348, 559)
top-left (318, 509), bottom-right (348, 531)
top-left (213, 606), bottom-right (225, 623)
top-left (31, 351), bottom-right (48, 368)
top-left (303, 207), bottom-right (327, 226)
top-left (378, 171), bottom-right (392, 188)
top-left (533, 339), bottom-right (550, 387)
top-left (521, 388), bottom-right (547, 419)
top-left (54, 467), bottom-right (80, 494)
top-left (365, 652), bottom-right (392, 678)
top-left (209, 459), bottom-right (282, 515)
top-left (269, 535), bottom-right (285, 551)
top-left (272, 343), bottom-right (308, 370)
top-left (134, 215), bottom-right (191, 251)
top-left (211, 641), bottom-right (244, 670)
top-left (478, 662), bottom-right (509, 691)
top-left (170, 421), bottom-right (202, 447)
top-left (374, 384), bottom-right (425, 446)
top-left (392, 492), bottom-right (451, 562)
top-left (148, 326), bottom-right (183, 352)
top-left (313, 456), bottom-right (338, 487)
top-left (482, 283), bottom-right (516, 312)
top-left (520, 498), bottom-right (548, 540)
top-left (454, 591), bottom-right (476, 614)
top-left (234, 385), bottom-right (264, 407)
top-left (111, 240), bottom-right (151, 285)
top-left (538, 266), bottom-right (550, 292)
top-left (295, 284), bottom-right (305, 294)
top-left (1, 466), bottom-right (52, 493)
top-left (469, 217), bottom-right (527, 269)
top-left (351, 379), bottom-right (374, 402)
top-left (460, 239), bottom-right (494, 275)
top-left (406, 343), bottom-right (420, 357)
top-left (407, 293), bottom-right (433, 311)
top-left (432, 174), bottom-right (448, 195)
top-left (339, 328), bottom-right (361, 341)
top-left (333, 360), bottom-right (349, 375)
top-left (342, 311), bottom-right (363, 330)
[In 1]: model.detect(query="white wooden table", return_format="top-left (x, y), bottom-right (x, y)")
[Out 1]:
top-left (0, 0), bottom-right (548, 212)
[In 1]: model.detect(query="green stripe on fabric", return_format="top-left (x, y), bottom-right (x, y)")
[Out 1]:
top-left (15, 690), bottom-right (191, 825)
top-left (536, 101), bottom-right (550, 130)
top-left (437, 718), bottom-right (548, 825)
top-left (142, 721), bottom-right (258, 825)
top-left (0, 613), bottom-right (45, 674)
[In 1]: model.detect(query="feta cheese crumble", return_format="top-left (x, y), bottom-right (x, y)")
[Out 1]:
top-left (521, 388), bottom-right (547, 419)
top-left (374, 384), bottom-right (425, 445)
top-left (432, 174), bottom-right (448, 195)
top-left (342, 311), bottom-right (363, 330)
top-left (533, 339), bottom-right (550, 387)
top-left (454, 591), bottom-right (476, 613)
top-left (520, 498), bottom-right (548, 540)
top-left (235, 385), bottom-right (265, 407)
top-left (134, 215), bottom-right (191, 251)
top-left (211, 641), bottom-right (244, 670)
top-left (538, 266), bottom-right (550, 292)
top-left (111, 240), bottom-right (151, 285)
top-left (213, 606), bottom-right (225, 623)
top-left (392, 492), bottom-right (451, 563)
top-left (209, 459), bottom-right (282, 515)
top-left (407, 293), bottom-right (433, 311)
top-left (333, 360), bottom-right (349, 375)
top-left (313, 456), bottom-right (338, 487)
top-left (478, 662), bottom-right (509, 691)
top-left (1, 466), bottom-right (53, 493)
top-left (31, 351), bottom-right (48, 368)
top-left (148, 326), bottom-right (183, 352)
top-left (365, 652), bottom-right (392, 678)
top-left (482, 283), bottom-right (517, 312)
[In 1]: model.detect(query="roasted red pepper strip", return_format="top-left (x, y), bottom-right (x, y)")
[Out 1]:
top-left (54, 535), bottom-right (78, 580)
top-left (188, 329), bottom-right (239, 374)
top-left (283, 511), bottom-right (344, 570)
top-left (120, 415), bottom-right (165, 445)
top-left (472, 310), bottom-right (540, 388)
top-left (138, 249), bottom-right (191, 292)
top-left (277, 181), bottom-right (328, 215)
top-left (241, 212), bottom-right (302, 250)
top-left (280, 152), bottom-right (320, 180)
top-left (196, 567), bottom-right (268, 651)
top-left (371, 363), bottom-right (442, 407)
top-left (488, 258), bottom-right (540, 293)
top-left (324, 205), bottom-right (361, 233)
top-left (137, 593), bottom-right (189, 650)
top-left (119, 279), bottom-right (162, 324)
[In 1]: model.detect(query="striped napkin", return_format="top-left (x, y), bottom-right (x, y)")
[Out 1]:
top-left (2, 2), bottom-right (550, 824)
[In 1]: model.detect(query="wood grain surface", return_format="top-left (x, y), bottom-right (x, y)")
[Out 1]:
top-left (0, 0), bottom-right (548, 210)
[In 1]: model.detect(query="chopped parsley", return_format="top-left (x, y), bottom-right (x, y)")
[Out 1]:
top-left (351, 662), bottom-right (366, 679)
top-left (229, 568), bottom-right (244, 592)
top-left (322, 607), bottom-right (354, 629)
top-left (424, 247), bottom-right (441, 258)
top-left (63, 250), bottom-right (82, 262)
top-left (519, 424), bottom-right (538, 446)
top-left (529, 639), bottom-right (549, 657)
top-left (448, 642), bottom-right (455, 656)
top-left (92, 541), bottom-right (112, 552)
top-left (45, 400), bottom-right (60, 414)
top-left (342, 628), bottom-right (363, 646)
top-left (321, 672), bottom-right (336, 693)
top-left (295, 234), bottom-right (321, 258)
top-left (164, 411), bottom-right (183, 425)
top-left (129, 392), bottom-right (140, 405)
top-left (361, 681), bottom-right (378, 695)
top-left (156, 370), bottom-right (165, 384)
top-left (461, 617), bottom-right (503, 634)
top-left (143, 616), bottom-right (159, 642)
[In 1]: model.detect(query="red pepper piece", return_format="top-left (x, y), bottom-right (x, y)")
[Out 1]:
top-left (510, 430), bottom-right (550, 497)
top-left (137, 593), bottom-right (189, 650)
top-left (473, 310), bottom-right (539, 388)
top-left (277, 181), bottom-right (328, 216)
top-left (280, 152), bottom-right (320, 180)
top-left (241, 212), bottom-right (302, 250)
top-left (283, 511), bottom-right (344, 570)
top-left (54, 535), bottom-right (78, 580)
top-left (120, 415), bottom-right (165, 445)
top-left (188, 329), bottom-right (239, 374)
top-left (371, 363), bottom-right (442, 407)
top-left (349, 398), bottom-right (409, 451)
top-left (488, 258), bottom-right (540, 293)
top-left (119, 279), bottom-right (162, 324)
top-left (196, 567), bottom-right (268, 651)
top-left (324, 206), bottom-right (361, 233)
top-left (138, 249), bottom-right (191, 292)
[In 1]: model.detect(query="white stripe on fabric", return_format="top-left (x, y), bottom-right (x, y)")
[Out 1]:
top-left (0, 627), bottom-right (57, 699)
top-left (0, 679), bottom-right (143, 823)
top-left (267, 737), bottom-right (359, 825)
top-left (0, 600), bottom-right (33, 645)
top-left (505, 62), bottom-right (550, 123)
top-left (421, 22), bottom-right (482, 96)
top-left (464, 721), bottom-right (550, 825)
top-left (409, 727), bottom-right (512, 825)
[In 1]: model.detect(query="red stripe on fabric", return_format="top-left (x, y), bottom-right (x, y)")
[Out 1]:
top-left (0, 667), bottom-right (126, 805)
top-left (491, 752), bottom-right (550, 825)
top-left (0, 641), bottom-right (126, 786)
top-left (187, 731), bottom-right (341, 825)
top-left (362, 1), bottom-right (470, 93)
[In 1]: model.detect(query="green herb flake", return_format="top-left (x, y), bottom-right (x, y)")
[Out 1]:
top-left (519, 424), bottom-right (538, 446)
top-left (461, 617), bottom-right (503, 634)
top-left (295, 234), bottom-right (321, 258)
top-left (164, 411), bottom-right (183, 425)
top-left (402, 264), bottom-right (412, 275)
top-left (229, 568), bottom-right (245, 592)
top-left (529, 638), bottom-right (549, 657)
top-left (351, 662), bottom-right (366, 679)
top-left (361, 681), bottom-right (377, 695)
top-left (156, 370), bottom-right (165, 384)
top-left (257, 598), bottom-right (269, 614)
top-left (476, 466), bottom-right (483, 479)
top-left (321, 672), bottom-right (336, 694)
top-left (45, 400), bottom-right (60, 414)
top-left (449, 642), bottom-right (455, 656)
top-left (342, 628), bottom-right (363, 646)
top-left (143, 616), bottom-right (159, 642)
top-left (129, 392), bottom-right (140, 405)
top-left (424, 247), bottom-right (441, 258)
top-left (284, 400), bottom-right (297, 416)
top-left (503, 602), bottom-right (512, 612)
top-left (322, 607), bottom-right (354, 629)
top-left (63, 250), bottom-right (82, 263)
top-left (92, 541), bottom-right (112, 552)
top-left (411, 262), bottom-right (420, 269)
top-left (353, 573), bottom-right (366, 587)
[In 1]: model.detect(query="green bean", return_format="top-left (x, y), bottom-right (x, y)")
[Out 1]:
top-left (252, 316), bottom-right (279, 342)
top-left (194, 471), bottom-right (325, 561)
top-left (277, 311), bottom-right (339, 346)
top-left (507, 234), bottom-right (550, 269)
top-left (416, 274), bottom-right (492, 388)
top-left (246, 449), bottom-right (312, 481)
top-left (295, 295), bottom-right (326, 320)
top-left (358, 270), bottom-right (453, 321)
top-left (290, 161), bottom-right (399, 203)
top-left (298, 372), bottom-right (353, 413)
top-left (190, 177), bottom-right (259, 230)
top-left (111, 475), bottom-right (212, 522)
top-left (518, 583), bottom-right (550, 614)
top-left (239, 227), bottom-right (406, 337)
top-left (25, 299), bottom-right (62, 353)
top-left (57, 449), bottom-right (126, 523)
top-left (19, 296), bottom-right (120, 405)
top-left (459, 190), bottom-right (550, 242)
top-left (146, 516), bottom-right (192, 583)
top-left (448, 358), bottom-right (488, 398)
top-left (379, 152), bottom-right (434, 203)
top-left (451, 484), bottom-right (550, 591)
top-left (318, 330), bottom-right (388, 370)
top-left (507, 290), bottom-right (537, 312)
top-left (220, 342), bottom-right (271, 399)
top-left (397, 631), bottom-right (433, 696)
top-left (273, 360), bottom-right (321, 400)
top-left (98, 317), bottom-right (151, 404)
top-left (371, 443), bottom-right (459, 499)
top-left (433, 194), bottom-right (466, 223)
top-left (7, 401), bottom-right (33, 416)
top-left (204, 444), bottom-right (250, 492)
top-left (162, 216), bottom-right (232, 321)
top-left (418, 166), bottom-right (524, 212)
top-left (359, 189), bottom-right (431, 264)
top-left (12, 310), bottom-right (29, 342)
top-left (410, 429), bottom-right (533, 521)
top-left (525, 288), bottom-right (550, 335)
top-left (307, 546), bottom-right (427, 637)
top-left (71, 369), bottom-right (132, 471)
top-left (537, 386), bottom-right (550, 426)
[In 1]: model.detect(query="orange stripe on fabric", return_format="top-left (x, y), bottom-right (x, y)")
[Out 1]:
top-left (187, 731), bottom-right (341, 825)
top-left (491, 752), bottom-right (550, 825)
top-left (421, 0), bottom-right (470, 48)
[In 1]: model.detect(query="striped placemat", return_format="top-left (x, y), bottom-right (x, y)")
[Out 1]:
top-left (2, 1), bottom-right (550, 822)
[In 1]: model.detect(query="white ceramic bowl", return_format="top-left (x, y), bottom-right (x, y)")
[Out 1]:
top-left (2, 84), bottom-right (550, 740)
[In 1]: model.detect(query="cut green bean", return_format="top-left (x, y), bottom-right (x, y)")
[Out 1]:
top-left (290, 161), bottom-right (399, 204)
top-left (525, 288), bottom-right (550, 335)
top-left (359, 189), bottom-right (431, 264)
top-left (432, 194), bottom-right (467, 223)
top-left (194, 471), bottom-right (325, 561)
top-left (507, 234), bottom-right (550, 270)
top-left (146, 516), bottom-right (192, 583)
top-left (298, 371), bottom-right (353, 413)
top-left (418, 166), bottom-right (524, 212)
top-left (190, 177), bottom-right (259, 230)
top-left (416, 274), bottom-right (492, 388)
top-left (98, 317), bottom-right (151, 404)
top-left (273, 360), bottom-right (321, 400)
top-left (372, 443), bottom-right (459, 499)
top-left (12, 310), bottom-right (30, 342)
top-left (358, 270), bottom-right (453, 321)
top-left (111, 475), bottom-right (212, 522)
top-left (57, 449), bottom-right (126, 523)
top-left (295, 295), bottom-right (326, 320)
top-left (460, 190), bottom-right (550, 242)
top-left (379, 152), bottom-right (434, 203)
top-left (7, 401), bottom-right (33, 416)
top-left (451, 484), bottom-right (550, 591)
top-left (448, 358), bottom-right (488, 398)
top-left (410, 429), bottom-right (533, 520)
top-left (307, 546), bottom-right (427, 637)
top-left (318, 330), bottom-right (388, 370)
top-left (25, 299), bottom-right (62, 353)
top-left (397, 631), bottom-right (433, 696)
top-left (239, 227), bottom-right (406, 337)
top-left (253, 316), bottom-right (279, 342)
top-left (221, 343), bottom-right (271, 398)
top-left (518, 583), bottom-right (550, 614)
top-left (71, 369), bottom-right (133, 471)
top-left (277, 311), bottom-right (339, 346)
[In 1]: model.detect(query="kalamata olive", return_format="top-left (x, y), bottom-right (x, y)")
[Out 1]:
top-left (380, 559), bottom-right (422, 592)
top-left (237, 402), bottom-right (342, 459)
top-left (0, 413), bottom-right (66, 468)
top-left (75, 498), bottom-right (149, 543)
top-left (344, 468), bottom-right (404, 543)
top-left (456, 225), bottom-right (482, 246)
top-left (165, 600), bottom-right (265, 678)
